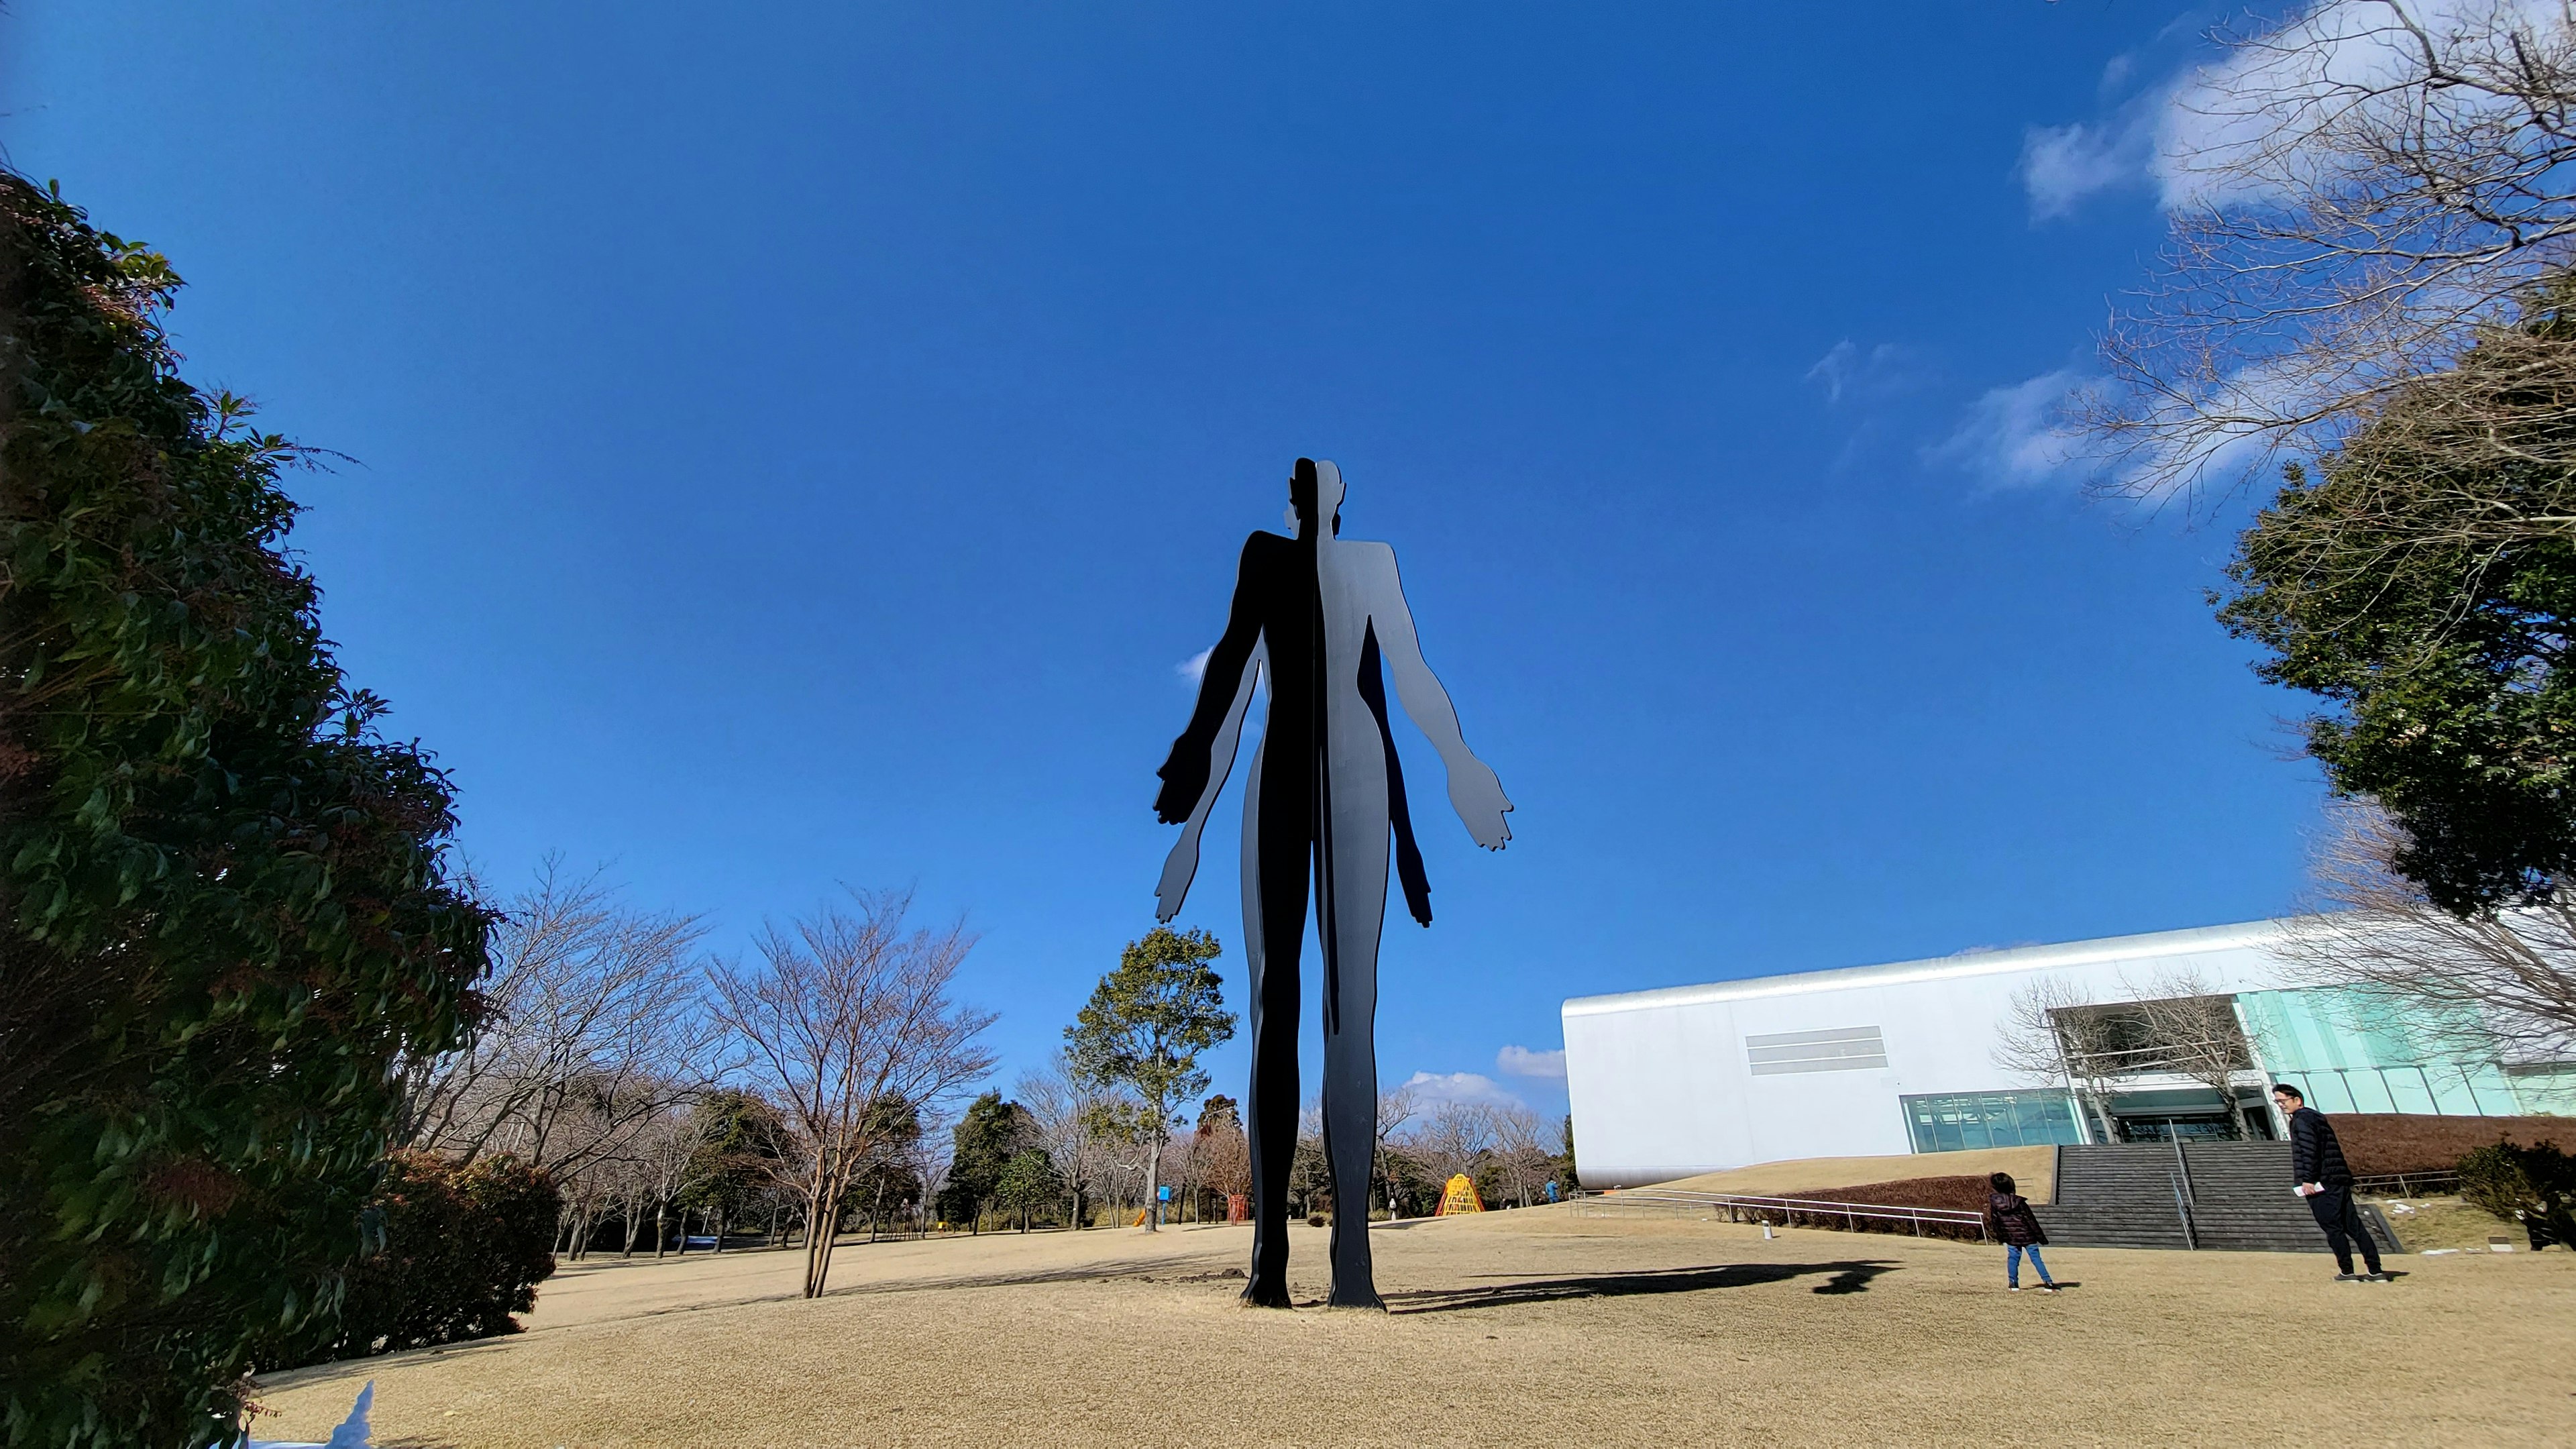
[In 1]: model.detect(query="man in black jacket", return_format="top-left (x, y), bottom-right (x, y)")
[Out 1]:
top-left (2273, 1083), bottom-right (2389, 1282)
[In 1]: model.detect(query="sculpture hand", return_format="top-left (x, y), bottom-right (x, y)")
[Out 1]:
top-left (1155, 748), bottom-right (1210, 825)
top-left (1447, 757), bottom-right (1513, 850)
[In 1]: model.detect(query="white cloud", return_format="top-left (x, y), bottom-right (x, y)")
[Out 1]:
top-left (2148, 1), bottom-right (2540, 209)
top-left (2023, 2), bottom-right (2575, 218)
top-left (1805, 340), bottom-right (1921, 404)
top-left (1495, 1045), bottom-right (1566, 1080)
top-left (2019, 111), bottom-right (2157, 220)
top-left (1177, 647), bottom-right (1211, 684)
top-left (1399, 1070), bottom-right (1525, 1112)
top-left (1925, 368), bottom-right (2087, 489)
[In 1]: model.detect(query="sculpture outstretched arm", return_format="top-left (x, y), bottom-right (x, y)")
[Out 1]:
top-left (1155, 535), bottom-right (1269, 824)
top-left (1156, 649), bottom-right (1260, 922)
top-left (1362, 545), bottom-right (1511, 849)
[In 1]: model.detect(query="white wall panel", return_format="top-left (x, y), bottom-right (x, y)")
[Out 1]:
top-left (1562, 920), bottom-right (2300, 1186)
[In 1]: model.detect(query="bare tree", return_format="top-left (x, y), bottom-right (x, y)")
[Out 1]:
top-left (707, 889), bottom-right (997, 1298)
top-left (1398, 1099), bottom-right (1497, 1199)
top-left (635, 1106), bottom-right (713, 1258)
top-left (1197, 1105), bottom-right (1251, 1220)
top-left (1161, 1122), bottom-right (1203, 1223)
top-left (398, 860), bottom-right (719, 1180)
top-left (1483, 1104), bottom-right (1556, 1209)
top-left (2087, 1), bottom-right (2576, 502)
top-left (2283, 802), bottom-right (2576, 1061)
top-left (1992, 975), bottom-right (2121, 1144)
top-left (1015, 1054), bottom-right (1104, 1228)
top-left (902, 1114), bottom-right (955, 1238)
top-left (1374, 1081), bottom-right (1422, 1219)
top-left (2124, 968), bottom-right (2263, 1138)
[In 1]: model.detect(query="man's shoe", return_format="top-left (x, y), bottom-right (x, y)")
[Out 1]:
top-left (2363, 1271), bottom-right (2393, 1283)
top-left (2333, 1272), bottom-right (2364, 1282)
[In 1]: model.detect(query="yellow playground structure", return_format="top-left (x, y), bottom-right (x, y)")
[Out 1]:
top-left (1435, 1173), bottom-right (1483, 1216)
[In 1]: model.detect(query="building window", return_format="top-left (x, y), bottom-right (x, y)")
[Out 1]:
top-left (1900, 1091), bottom-right (2086, 1153)
top-left (1746, 1026), bottom-right (1888, 1075)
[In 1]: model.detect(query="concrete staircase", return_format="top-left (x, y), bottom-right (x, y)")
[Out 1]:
top-left (2033, 1143), bottom-right (2402, 1255)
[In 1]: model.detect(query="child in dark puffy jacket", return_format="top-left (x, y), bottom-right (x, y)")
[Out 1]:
top-left (1985, 1172), bottom-right (2059, 1293)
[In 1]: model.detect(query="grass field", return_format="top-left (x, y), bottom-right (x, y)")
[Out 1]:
top-left (250, 1206), bottom-right (2576, 1447)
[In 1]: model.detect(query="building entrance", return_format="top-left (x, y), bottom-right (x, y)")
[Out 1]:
top-left (2104, 1087), bottom-right (2276, 1143)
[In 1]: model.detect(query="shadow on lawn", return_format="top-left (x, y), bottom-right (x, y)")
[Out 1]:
top-left (1387, 1260), bottom-right (1897, 1313)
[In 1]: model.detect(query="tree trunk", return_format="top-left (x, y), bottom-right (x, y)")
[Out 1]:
top-left (2221, 1078), bottom-right (2255, 1139)
top-left (654, 1201), bottom-right (668, 1259)
top-left (1146, 1133), bottom-right (1163, 1232)
top-left (2079, 1084), bottom-right (2117, 1144)
top-left (803, 1177), bottom-right (833, 1299)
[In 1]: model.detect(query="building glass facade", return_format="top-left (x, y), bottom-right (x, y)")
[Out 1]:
top-left (2235, 986), bottom-right (2567, 1116)
top-left (1900, 1089), bottom-right (2087, 1153)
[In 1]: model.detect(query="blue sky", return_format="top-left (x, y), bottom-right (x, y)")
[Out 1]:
top-left (1, 3), bottom-right (2320, 1126)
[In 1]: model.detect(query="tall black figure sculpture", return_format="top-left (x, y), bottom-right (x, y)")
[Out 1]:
top-left (1154, 458), bottom-right (1510, 1309)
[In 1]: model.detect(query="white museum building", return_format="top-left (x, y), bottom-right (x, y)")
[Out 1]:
top-left (1560, 917), bottom-right (2576, 1189)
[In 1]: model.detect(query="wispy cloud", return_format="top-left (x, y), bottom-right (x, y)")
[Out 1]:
top-left (1177, 647), bottom-right (1211, 685)
top-left (1805, 340), bottom-right (1923, 405)
top-left (1495, 1045), bottom-right (1566, 1080)
top-left (1400, 1070), bottom-right (1525, 1112)
top-left (2019, 110), bottom-right (2158, 220)
top-left (1925, 368), bottom-right (2088, 489)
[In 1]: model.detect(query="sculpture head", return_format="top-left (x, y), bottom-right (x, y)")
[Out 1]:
top-left (1287, 458), bottom-right (1345, 538)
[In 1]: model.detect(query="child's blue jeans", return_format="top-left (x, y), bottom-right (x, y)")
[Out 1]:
top-left (2006, 1243), bottom-right (2052, 1287)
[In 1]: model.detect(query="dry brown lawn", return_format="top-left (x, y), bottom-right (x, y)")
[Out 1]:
top-left (250, 1206), bottom-right (2576, 1448)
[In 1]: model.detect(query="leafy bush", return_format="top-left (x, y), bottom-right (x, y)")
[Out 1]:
top-left (299, 1153), bottom-right (560, 1364)
top-left (2457, 1140), bottom-right (2576, 1242)
top-left (0, 174), bottom-right (492, 1446)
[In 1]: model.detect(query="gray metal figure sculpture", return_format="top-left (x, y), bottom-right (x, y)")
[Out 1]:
top-left (1154, 458), bottom-right (1509, 1309)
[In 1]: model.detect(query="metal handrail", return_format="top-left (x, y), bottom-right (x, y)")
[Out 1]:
top-left (2353, 1170), bottom-right (2461, 1197)
top-left (1589, 1188), bottom-right (1988, 1240)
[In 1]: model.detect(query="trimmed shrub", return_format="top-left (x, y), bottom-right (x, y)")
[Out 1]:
top-left (2457, 1140), bottom-right (2576, 1236)
top-left (294, 1152), bottom-right (560, 1365)
top-left (2324, 1113), bottom-right (2571, 1176)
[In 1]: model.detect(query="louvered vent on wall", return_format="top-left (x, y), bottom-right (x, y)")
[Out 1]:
top-left (1745, 1026), bottom-right (1888, 1075)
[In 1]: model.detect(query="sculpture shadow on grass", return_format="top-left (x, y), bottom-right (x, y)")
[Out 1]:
top-left (1387, 1260), bottom-right (1897, 1314)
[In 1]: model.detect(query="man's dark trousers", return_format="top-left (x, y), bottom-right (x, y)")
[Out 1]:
top-left (2308, 1187), bottom-right (2382, 1275)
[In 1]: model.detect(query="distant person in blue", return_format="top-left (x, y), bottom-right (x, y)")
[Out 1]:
top-left (1984, 1172), bottom-right (2058, 1293)
top-left (2274, 1083), bottom-right (2390, 1283)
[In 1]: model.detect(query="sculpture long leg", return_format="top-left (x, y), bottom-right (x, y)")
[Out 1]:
top-left (1318, 711), bottom-right (1391, 1309)
top-left (1240, 733), bottom-right (1307, 1308)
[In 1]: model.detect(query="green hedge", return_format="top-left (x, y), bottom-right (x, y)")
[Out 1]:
top-left (1, 173), bottom-right (492, 1447)
top-left (2457, 1140), bottom-right (2576, 1243)
top-left (293, 1153), bottom-right (561, 1365)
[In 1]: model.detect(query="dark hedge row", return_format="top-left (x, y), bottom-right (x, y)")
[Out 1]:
top-left (2325, 1113), bottom-right (2573, 1176)
top-left (1734, 1175), bottom-right (1994, 1243)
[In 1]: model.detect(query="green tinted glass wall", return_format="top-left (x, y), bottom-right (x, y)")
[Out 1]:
top-left (2236, 987), bottom-right (2524, 1115)
top-left (1901, 1090), bottom-right (2087, 1153)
